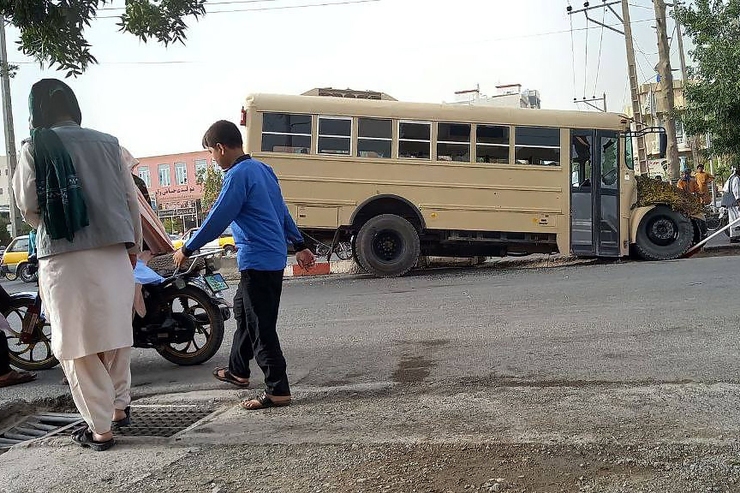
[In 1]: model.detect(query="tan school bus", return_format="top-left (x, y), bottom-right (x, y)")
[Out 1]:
top-left (240, 93), bottom-right (704, 277)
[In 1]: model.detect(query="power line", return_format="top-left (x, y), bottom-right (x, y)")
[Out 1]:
top-left (592, 6), bottom-right (606, 97)
top-left (569, 2), bottom-right (577, 101)
top-left (583, 14), bottom-right (589, 98)
top-left (98, 0), bottom-right (278, 11)
top-left (97, 0), bottom-right (379, 18)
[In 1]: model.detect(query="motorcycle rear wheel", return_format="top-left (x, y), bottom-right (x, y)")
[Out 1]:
top-left (155, 286), bottom-right (225, 366)
top-left (3, 296), bottom-right (58, 371)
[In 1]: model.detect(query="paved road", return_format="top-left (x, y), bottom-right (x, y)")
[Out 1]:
top-left (2, 252), bottom-right (739, 412)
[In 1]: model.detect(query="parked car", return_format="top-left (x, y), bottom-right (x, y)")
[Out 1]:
top-left (0, 235), bottom-right (37, 282)
top-left (171, 227), bottom-right (236, 253)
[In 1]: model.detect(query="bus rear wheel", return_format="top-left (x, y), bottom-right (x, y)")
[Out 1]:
top-left (355, 214), bottom-right (420, 277)
top-left (634, 206), bottom-right (693, 261)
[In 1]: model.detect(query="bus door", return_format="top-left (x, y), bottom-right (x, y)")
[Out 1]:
top-left (570, 130), bottom-right (620, 256)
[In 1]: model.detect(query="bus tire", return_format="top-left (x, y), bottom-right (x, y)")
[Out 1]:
top-left (355, 214), bottom-right (420, 277)
top-left (634, 206), bottom-right (693, 261)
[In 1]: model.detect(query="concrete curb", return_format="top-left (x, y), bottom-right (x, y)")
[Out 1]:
top-left (214, 243), bottom-right (740, 281)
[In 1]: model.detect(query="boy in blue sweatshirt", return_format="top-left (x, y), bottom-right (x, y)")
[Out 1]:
top-left (174, 120), bottom-right (315, 409)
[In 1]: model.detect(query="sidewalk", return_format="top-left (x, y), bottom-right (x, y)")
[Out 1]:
top-left (3, 383), bottom-right (740, 492)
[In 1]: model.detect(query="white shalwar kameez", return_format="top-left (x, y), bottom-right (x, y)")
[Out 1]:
top-left (13, 144), bottom-right (141, 435)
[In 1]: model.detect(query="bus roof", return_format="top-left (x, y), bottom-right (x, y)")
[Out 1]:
top-left (245, 93), bottom-right (628, 130)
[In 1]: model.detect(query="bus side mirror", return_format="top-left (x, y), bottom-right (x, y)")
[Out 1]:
top-left (659, 133), bottom-right (667, 159)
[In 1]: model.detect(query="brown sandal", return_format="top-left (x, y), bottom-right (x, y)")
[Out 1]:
top-left (240, 392), bottom-right (291, 410)
top-left (212, 367), bottom-right (250, 388)
top-left (0, 370), bottom-right (37, 388)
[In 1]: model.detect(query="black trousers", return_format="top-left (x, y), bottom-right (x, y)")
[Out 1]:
top-left (0, 285), bottom-right (12, 374)
top-left (229, 269), bottom-right (290, 396)
top-left (0, 332), bottom-right (10, 375)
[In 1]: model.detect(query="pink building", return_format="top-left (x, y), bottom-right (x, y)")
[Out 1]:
top-left (132, 150), bottom-right (212, 230)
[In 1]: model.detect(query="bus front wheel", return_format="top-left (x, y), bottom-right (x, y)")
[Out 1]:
top-left (634, 206), bottom-right (693, 261)
top-left (355, 214), bottom-right (420, 277)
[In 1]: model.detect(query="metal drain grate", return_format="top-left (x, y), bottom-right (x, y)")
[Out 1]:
top-left (115, 405), bottom-right (214, 437)
top-left (0, 412), bottom-right (83, 449)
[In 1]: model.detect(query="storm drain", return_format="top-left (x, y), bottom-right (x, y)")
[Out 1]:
top-left (0, 412), bottom-right (83, 449)
top-left (114, 405), bottom-right (215, 438)
top-left (0, 406), bottom-right (215, 448)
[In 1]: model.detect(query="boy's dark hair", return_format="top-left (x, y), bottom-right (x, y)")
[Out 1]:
top-left (202, 120), bottom-right (243, 149)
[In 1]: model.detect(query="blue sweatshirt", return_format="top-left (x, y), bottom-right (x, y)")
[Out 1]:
top-left (184, 156), bottom-right (305, 271)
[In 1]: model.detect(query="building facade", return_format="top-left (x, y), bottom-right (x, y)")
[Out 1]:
top-left (132, 151), bottom-right (212, 232)
top-left (626, 79), bottom-right (699, 178)
top-left (446, 84), bottom-right (542, 109)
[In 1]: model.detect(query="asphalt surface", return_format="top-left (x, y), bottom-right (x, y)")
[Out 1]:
top-left (2, 245), bottom-right (740, 414)
top-left (4, 250), bottom-right (740, 492)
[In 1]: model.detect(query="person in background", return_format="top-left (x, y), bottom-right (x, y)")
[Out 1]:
top-left (694, 164), bottom-right (715, 206)
top-left (13, 79), bottom-right (142, 451)
top-left (677, 168), bottom-right (700, 195)
top-left (173, 120), bottom-right (315, 410)
top-left (722, 167), bottom-right (740, 243)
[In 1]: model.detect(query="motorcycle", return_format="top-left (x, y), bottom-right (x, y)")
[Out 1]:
top-left (1, 250), bottom-right (231, 371)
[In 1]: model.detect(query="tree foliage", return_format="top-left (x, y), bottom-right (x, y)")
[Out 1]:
top-left (0, 0), bottom-right (206, 77)
top-left (675, 0), bottom-right (740, 158)
top-left (196, 165), bottom-right (223, 212)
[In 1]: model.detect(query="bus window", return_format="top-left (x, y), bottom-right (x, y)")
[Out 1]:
top-left (476, 125), bottom-right (509, 164)
top-left (261, 113), bottom-right (312, 154)
top-left (624, 134), bottom-right (635, 170)
top-left (601, 137), bottom-right (618, 188)
top-left (399, 121), bottom-right (431, 159)
top-left (318, 117), bottom-right (352, 155)
top-left (357, 118), bottom-right (392, 158)
top-left (437, 123), bottom-right (470, 162)
top-left (571, 132), bottom-right (592, 188)
top-left (515, 127), bottom-right (560, 166)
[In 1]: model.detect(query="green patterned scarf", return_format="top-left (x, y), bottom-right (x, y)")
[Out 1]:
top-left (29, 79), bottom-right (89, 241)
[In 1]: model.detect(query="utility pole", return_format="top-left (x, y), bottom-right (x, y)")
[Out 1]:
top-left (0, 16), bottom-right (19, 238)
top-left (675, 20), bottom-right (700, 168)
top-left (567, 1), bottom-right (648, 173)
top-left (621, 0), bottom-right (648, 175)
top-left (653, 0), bottom-right (680, 181)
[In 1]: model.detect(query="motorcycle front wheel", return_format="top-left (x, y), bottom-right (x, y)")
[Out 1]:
top-left (155, 286), bottom-right (225, 366)
top-left (3, 296), bottom-right (58, 371)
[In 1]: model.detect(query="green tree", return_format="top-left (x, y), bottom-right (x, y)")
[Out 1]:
top-left (675, 1), bottom-right (740, 159)
top-left (0, 216), bottom-right (12, 246)
top-left (1, 0), bottom-right (206, 77)
top-left (196, 165), bottom-right (223, 212)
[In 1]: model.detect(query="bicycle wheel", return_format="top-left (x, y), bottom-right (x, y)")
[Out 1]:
top-left (315, 243), bottom-right (330, 256)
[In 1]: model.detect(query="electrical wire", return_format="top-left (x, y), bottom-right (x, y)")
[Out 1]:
top-left (583, 13), bottom-right (589, 98)
top-left (96, 0), bottom-right (379, 18)
top-left (569, 1), bottom-right (577, 102)
top-left (592, 6), bottom-right (606, 97)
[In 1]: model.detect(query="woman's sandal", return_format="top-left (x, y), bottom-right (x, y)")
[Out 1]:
top-left (240, 392), bottom-right (291, 410)
top-left (0, 370), bottom-right (36, 388)
top-left (212, 367), bottom-right (250, 388)
top-left (112, 406), bottom-right (131, 429)
top-left (72, 427), bottom-right (116, 452)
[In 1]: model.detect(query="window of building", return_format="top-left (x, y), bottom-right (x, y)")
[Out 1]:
top-left (437, 123), bottom-right (470, 162)
top-left (399, 121), bottom-right (431, 159)
top-left (0, 188), bottom-right (3, 195)
top-left (476, 125), bottom-right (510, 164)
top-left (261, 112), bottom-right (312, 153)
top-left (175, 162), bottom-right (187, 185)
top-left (514, 127), bottom-right (560, 166)
top-left (138, 166), bottom-right (151, 188)
top-left (675, 120), bottom-right (686, 145)
top-left (318, 117), bottom-right (351, 155)
top-left (357, 118), bottom-right (392, 158)
top-left (194, 159), bottom-right (207, 181)
top-left (158, 164), bottom-right (171, 186)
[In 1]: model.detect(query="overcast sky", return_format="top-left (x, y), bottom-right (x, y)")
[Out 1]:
top-left (0, 0), bottom-right (688, 157)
